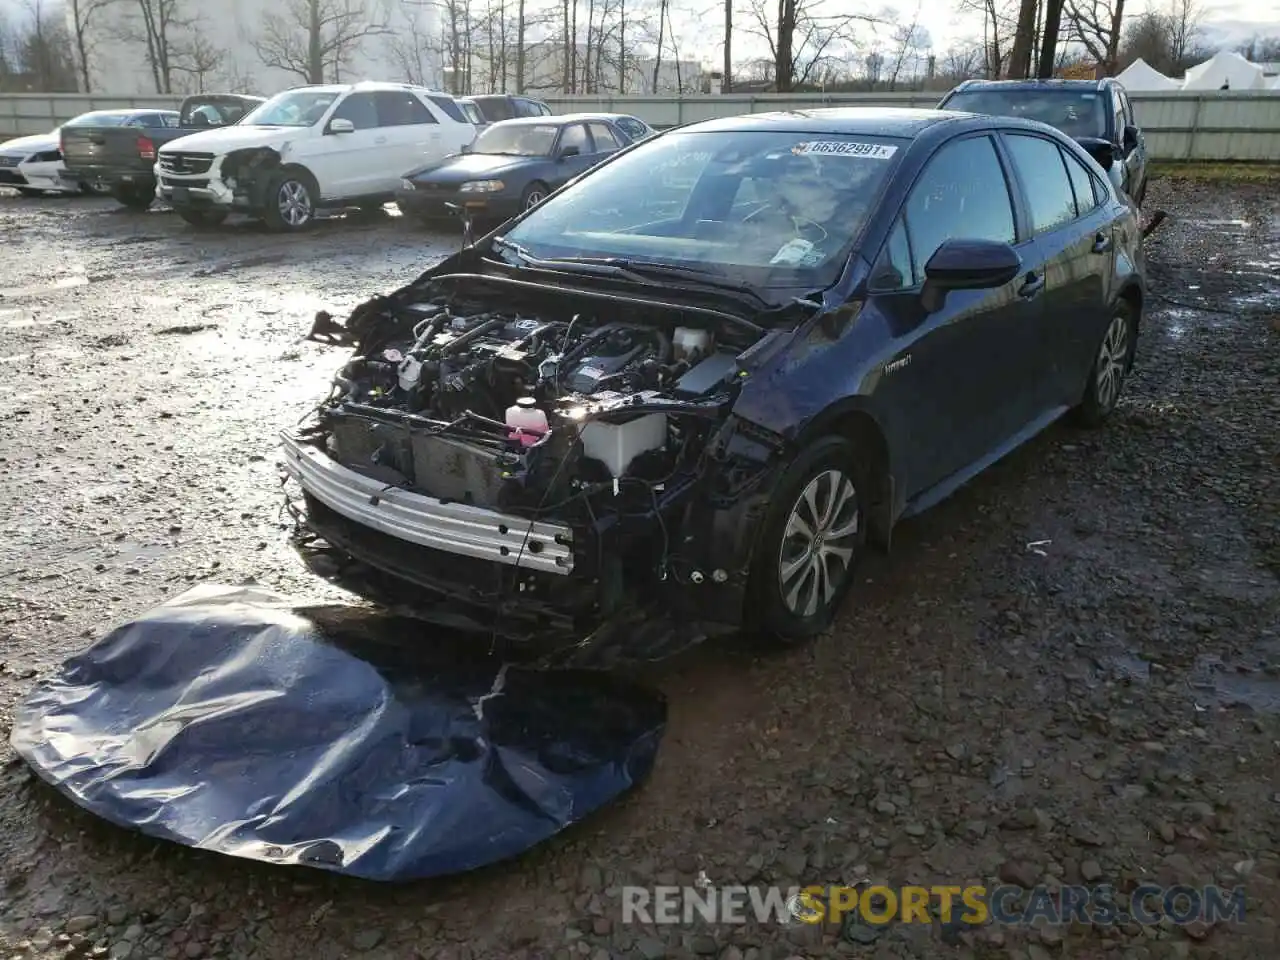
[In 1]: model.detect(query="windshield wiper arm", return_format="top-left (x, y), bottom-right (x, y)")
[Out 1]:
top-left (545, 257), bottom-right (771, 305)
top-left (487, 242), bottom-right (770, 307)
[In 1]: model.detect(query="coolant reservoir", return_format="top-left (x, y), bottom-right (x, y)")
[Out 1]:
top-left (506, 397), bottom-right (548, 447)
top-left (673, 326), bottom-right (713, 362)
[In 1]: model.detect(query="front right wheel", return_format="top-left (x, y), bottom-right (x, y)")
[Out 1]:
top-left (1073, 300), bottom-right (1137, 427)
top-left (747, 435), bottom-right (867, 646)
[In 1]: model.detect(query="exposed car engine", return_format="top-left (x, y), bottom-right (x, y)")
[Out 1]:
top-left (305, 290), bottom-right (758, 527)
top-left (286, 265), bottom-right (798, 643)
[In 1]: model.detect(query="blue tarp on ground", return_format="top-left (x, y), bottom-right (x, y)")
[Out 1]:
top-left (10, 584), bottom-right (666, 881)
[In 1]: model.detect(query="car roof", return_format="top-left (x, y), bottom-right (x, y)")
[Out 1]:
top-left (484, 114), bottom-right (621, 127)
top-left (673, 107), bottom-right (956, 137)
top-left (949, 78), bottom-right (1108, 93)
top-left (471, 93), bottom-right (544, 102)
top-left (84, 108), bottom-right (175, 117)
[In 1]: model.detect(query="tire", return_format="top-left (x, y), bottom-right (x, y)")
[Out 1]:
top-left (177, 208), bottom-right (228, 228)
top-left (17, 187), bottom-right (44, 198)
top-left (1072, 300), bottom-right (1137, 427)
top-left (112, 183), bottom-right (154, 210)
top-left (520, 181), bottom-right (549, 211)
top-left (263, 171), bottom-right (317, 232)
top-left (746, 435), bottom-right (868, 646)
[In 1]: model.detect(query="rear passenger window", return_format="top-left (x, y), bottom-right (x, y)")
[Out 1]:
top-left (903, 134), bottom-right (1016, 286)
top-left (374, 91), bottom-right (436, 126)
top-left (426, 95), bottom-right (465, 123)
top-left (588, 122), bottom-right (620, 152)
top-left (1061, 148), bottom-right (1101, 215)
top-left (1004, 134), bottom-right (1078, 233)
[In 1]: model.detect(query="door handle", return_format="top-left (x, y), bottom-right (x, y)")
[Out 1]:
top-left (1092, 231), bottom-right (1112, 253)
top-left (1019, 272), bottom-right (1045, 299)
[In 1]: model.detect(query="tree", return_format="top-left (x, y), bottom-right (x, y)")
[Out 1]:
top-left (887, 7), bottom-right (930, 90)
top-left (19, 0), bottom-right (78, 91)
top-left (746, 0), bottom-right (879, 92)
top-left (385, 0), bottom-right (437, 86)
top-left (1036, 0), bottom-right (1065, 78)
top-left (1006, 0), bottom-right (1037, 77)
top-left (253, 0), bottom-right (391, 85)
top-left (1064, 0), bottom-right (1126, 75)
top-left (130, 0), bottom-right (193, 93)
top-left (66, 0), bottom-right (117, 92)
top-left (172, 29), bottom-right (223, 92)
top-left (1118, 0), bottom-right (1207, 75)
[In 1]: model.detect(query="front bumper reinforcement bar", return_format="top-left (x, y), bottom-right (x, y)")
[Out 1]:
top-left (280, 430), bottom-right (575, 575)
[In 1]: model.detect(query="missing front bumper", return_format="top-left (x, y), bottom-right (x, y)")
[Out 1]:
top-left (279, 430), bottom-right (575, 575)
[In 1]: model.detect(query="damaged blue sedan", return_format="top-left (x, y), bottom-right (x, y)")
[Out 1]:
top-left (284, 107), bottom-right (1146, 652)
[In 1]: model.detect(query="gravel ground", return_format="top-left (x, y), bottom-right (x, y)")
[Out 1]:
top-left (0, 181), bottom-right (1277, 960)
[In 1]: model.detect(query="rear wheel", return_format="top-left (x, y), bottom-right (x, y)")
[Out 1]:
top-left (112, 182), bottom-right (154, 210)
top-left (177, 208), bottom-right (228, 228)
top-left (263, 172), bottom-right (317, 232)
top-left (747, 436), bottom-right (867, 646)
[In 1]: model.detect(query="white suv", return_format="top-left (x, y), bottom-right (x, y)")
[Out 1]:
top-left (154, 82), bottom-right (476, 230)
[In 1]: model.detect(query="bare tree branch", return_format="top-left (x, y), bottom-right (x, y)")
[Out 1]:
top-left (252, 0), bottom-right (391, 85)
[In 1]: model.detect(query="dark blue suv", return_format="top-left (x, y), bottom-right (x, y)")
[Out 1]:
top-left (937, 78), bottom-right (1148, 207)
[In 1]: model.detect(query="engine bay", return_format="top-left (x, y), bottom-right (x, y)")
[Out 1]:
top-left (303, 286), bottom-right (762, 537)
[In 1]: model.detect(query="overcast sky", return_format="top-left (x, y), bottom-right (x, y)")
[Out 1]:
top-left (1, 0), bottom-right (1276, 64)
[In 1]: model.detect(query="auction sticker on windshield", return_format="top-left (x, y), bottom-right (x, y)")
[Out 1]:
top-left (791, 141), bottom-right (898, 159)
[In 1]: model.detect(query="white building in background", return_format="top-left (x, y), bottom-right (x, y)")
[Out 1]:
top-left (70, 0), bottom-right (444, 96)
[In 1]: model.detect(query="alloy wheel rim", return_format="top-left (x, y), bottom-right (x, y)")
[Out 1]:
top-left (778, 469), bottom-right (859, 618)
top-left (1095, 312), bottom-right (1129, 410)
top-left (279, 180), bottom-right (312, 226)
top-left (525, 190), bottom-right (545, 209)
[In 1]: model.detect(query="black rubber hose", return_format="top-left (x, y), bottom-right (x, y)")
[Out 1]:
top-left (437, 317), bottom-right (504, 356)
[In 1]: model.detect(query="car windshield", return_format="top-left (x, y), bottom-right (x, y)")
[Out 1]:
top-left (498, 129), bottom-right (906, 288)
top-left (241, 91), bottom-right (339, 127)
top-left (944, 89), bottom-right (1108, 139)
top-left (474, 123), bottom-right (559, 156)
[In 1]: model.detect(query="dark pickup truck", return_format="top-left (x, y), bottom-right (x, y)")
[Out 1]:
top-left (61, 94), bottom-right (265, 210)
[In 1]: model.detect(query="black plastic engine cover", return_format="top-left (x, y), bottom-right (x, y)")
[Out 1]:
top-left (565, 345), bottom-right (644, 394)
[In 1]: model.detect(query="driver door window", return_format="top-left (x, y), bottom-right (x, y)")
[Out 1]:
top-left (901, 134), bottom-right (1016, 286)
top-left (330, 93), bottom-right (380, 130)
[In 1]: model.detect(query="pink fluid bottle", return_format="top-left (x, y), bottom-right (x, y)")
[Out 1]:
top-left (505, 397), bottom-right (548, 447)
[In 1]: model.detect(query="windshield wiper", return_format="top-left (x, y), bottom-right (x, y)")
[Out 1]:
top-left (488, 243), bottom-right (770, 306)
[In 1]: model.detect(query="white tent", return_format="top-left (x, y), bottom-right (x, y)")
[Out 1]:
top-left (1182, 50), bottom-right (1267, 91)
top-left (1116, 58), bottom-right (1183, 92)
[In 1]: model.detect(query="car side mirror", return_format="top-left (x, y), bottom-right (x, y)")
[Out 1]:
top-left (921, 238), bottom-right (1020, 310)
top-left (328, 118), bottom-right (355, 135)
top-left (1122, 124), bottom-right (1139, 153)
top-left (1078, 137), bottom-right (1115, 171)
top-left (557, 145), bottom-right (580, 160)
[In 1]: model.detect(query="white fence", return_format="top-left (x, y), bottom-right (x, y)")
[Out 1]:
top-left (3, 90), bottom-right (1278, 162)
